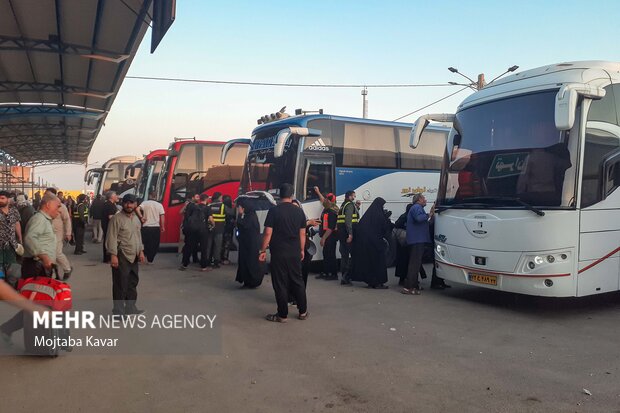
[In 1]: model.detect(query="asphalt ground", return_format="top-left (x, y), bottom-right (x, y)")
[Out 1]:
top-left (1, 243), bottom-right (620, 413)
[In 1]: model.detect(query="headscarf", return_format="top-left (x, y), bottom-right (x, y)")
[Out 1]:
top-left (357, 197), bottom-right (388, 240)
top-left (15, 194), bottom-right (28, 207)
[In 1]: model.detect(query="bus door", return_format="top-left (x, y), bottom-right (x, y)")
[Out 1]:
top-left (298, 154), bottom-right (335, 207)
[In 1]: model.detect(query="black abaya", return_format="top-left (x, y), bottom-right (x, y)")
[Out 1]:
top-left (235, 208), bottom-right (263, 288)
top-left (350, 197), bottom-right (390, 287)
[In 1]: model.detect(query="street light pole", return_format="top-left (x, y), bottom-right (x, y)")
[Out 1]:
top-left (361, 87), bottom-right (368, 118)
top-left (449, 66), bottom-right (518, 91)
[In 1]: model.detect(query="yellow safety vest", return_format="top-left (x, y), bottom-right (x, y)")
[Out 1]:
top-left (212, 203), bottom-right (226, 223)
top-left (72, 203), bottom-right (88, 219)
top-left (337, 201), bottom-right (359, 224)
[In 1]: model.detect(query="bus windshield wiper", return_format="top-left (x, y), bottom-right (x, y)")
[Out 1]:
top-left (498, 197), bottom-right (545, 216)
top-left (435, 202), bottom-right (492, 212)
top-left (455, 196), bottom-right (545, 216)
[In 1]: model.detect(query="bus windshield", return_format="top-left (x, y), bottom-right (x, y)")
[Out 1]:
top-left (439, 90), bottom-right (578, 208)
top-left (136, 159), bottom-right (164, 200)
top-left (157, 143), bottom-right (246, 205)
top-left (240, 135), bottom-right (298, 197)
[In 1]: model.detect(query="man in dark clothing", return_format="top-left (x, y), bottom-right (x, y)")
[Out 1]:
top-left (72, 194), bottom-right (89, 255)
top-left (198, 194), bottom-right (215, 271)
top-left (32, 191), bottom-right (41, 210)
top-left (220, 195), bottom-right (235, 265)
top-left (337, 190), bottom-right (359, 285)
top-left (314, 187), bottom-right (339, 281)
top-left (206, 192), bottom-right (234, 268)
top-left (260, 183), bottom-right (308, 323)
top-left (101, 191), bottom-right (119, 263)
top-left (90, 194), bottom-right (105, 243)
top-left (15, 194), bottom-right (34, 236)
top-left (179, 195), bottom-right (207, 271)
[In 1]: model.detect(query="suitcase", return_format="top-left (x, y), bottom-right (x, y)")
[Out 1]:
top-left (22, 312), bottom-right (71, 356)
top-left (19, 270), bottom-right (73, 356)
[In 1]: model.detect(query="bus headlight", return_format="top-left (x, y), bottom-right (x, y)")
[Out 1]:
top-left (523, 251), bottom-right (571, 272)
top-left (435, 244), bottom-right (446, 257)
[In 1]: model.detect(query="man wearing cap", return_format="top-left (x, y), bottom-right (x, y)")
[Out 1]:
top-left (314, 187), bottom-right (339, 281)
top-left (72, 194), bottom-right (89, 255)
top-left (105, 194), bottom-right (145, 316)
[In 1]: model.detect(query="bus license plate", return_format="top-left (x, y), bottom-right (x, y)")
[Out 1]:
top-left (468, 273), bottom-right (497, 286)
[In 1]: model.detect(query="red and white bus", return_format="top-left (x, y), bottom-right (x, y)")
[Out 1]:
top-left (153, 138), bottom-right (248, 246)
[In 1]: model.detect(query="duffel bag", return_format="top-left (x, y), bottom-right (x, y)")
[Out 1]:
top-left (18, 276), bottom-right (72, 311)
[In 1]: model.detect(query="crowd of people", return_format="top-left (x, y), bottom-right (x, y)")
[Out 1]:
top-left (0, 181), bottom-right (449, 338)
top-left (0, 188), bottom-right (159, 345)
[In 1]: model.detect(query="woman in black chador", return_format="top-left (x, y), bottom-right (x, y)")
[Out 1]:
top-left (235, 200), bottom-right (263, 288)
top-left (351, 197), bottom-right (390, 289)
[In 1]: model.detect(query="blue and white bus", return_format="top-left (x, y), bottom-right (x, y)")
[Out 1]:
top-left (222, 113), bottom-right (449, 259)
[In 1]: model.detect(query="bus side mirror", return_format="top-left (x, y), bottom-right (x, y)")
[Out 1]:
top-left (410, 119), bottom-right (429, 149)
top-left (273, 127), bottom-right (321, 158)
top-left (274, 130), bottom-right (292, 158)
top-left (410, 114), bottom-right (455, 149)
top-left (555, 83), bottom-right (606, 130)
top-left (555, 88), bottom-right (578, 130)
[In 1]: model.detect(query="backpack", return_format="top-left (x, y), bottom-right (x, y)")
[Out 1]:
top-left (185, 204), bottom-right (206, 234)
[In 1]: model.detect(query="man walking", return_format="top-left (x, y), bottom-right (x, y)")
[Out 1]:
top-left (90, 194), bottom-right (105, 243)
top-left (72, 194), bottom-right (89, 255)
top-left (337, 190), bottom-right (359, 285)
top-left (0, 191), bottom-right (22, 284)
top-left (44, 188), bottom-right (72, 279)
top-left (402, 194), bottom-right (434, 295)
top-left (179, 194), bottom-right (206, 271)
top-left (259, 183), bottom-right (308, 323)
top-left (105, 194), bottom-right (145, 316)
top-left (0, 193), bottom-right (61, 343)
top-left (101, 191), bottom-right (118, 263)
top-left (137, 192), bottom-right (165, 264)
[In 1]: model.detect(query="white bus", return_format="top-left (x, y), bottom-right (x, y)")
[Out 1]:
top-left (411, 61), bottom-right (620, 297)
top-left (222, 113), bottom-right (449, 260)
top-left (84, 155), bottom-right (140, 197)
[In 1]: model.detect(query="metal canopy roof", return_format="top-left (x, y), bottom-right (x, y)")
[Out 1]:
top-left (0, 0), bottom-right (161, 166)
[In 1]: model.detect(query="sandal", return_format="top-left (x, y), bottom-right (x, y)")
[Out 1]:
top-left (298, 312), bottom-right (309, 320)
top-left (265, 314), bottom-right (287, 323)
top-left (401, 288), bottom-right (421, 295)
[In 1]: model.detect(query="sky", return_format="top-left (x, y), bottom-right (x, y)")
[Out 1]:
top-left (35, 0), bottom-right (620, 189)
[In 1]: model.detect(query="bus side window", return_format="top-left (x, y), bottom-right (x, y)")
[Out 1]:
top-left (603, 153), bottom-right (620, 198)
top-left (581, 128), bottom-right (620, 208)
top-left (342, 123), bottom-right (397, 168)
top-left (303, 159), bottom-right (333, 201)
top-left (398, 128), bottom-right (447, 170)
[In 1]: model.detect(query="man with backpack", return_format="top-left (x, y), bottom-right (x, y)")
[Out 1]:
top-left (179, 194), bottom-right (211, 271)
